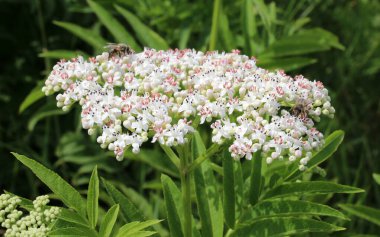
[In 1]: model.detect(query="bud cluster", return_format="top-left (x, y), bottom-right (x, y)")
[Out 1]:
top-left (43, 48), bottom-right (334, 168)
top-left (0, 194), bottom-right (60, 237)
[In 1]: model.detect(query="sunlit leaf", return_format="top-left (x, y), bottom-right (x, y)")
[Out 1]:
top-left (87, 166), bottom-right (99, 228)
top-left (12, 153), bottom-right (87, 217)
top-left (87, 0), bottom-right (140, 51)
top-left (115, 5), bottom-right (169, 50)
top-left (285, 130), bottom-right (344, 181)
top-left (54, 21), bottom-right (107, 50)
top-left (19, 83), bottom-right (44, 113)
top-left (99, 204), bottom-right (119, 237)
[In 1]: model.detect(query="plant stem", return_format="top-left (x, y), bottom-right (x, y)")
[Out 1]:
top-left (179, 144), bottom-right (192, 237)
top-left (187, 143), bottom-right (221, 173)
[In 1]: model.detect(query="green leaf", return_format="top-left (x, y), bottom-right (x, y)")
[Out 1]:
top-left (28, 105), bottom-right (67, 131)
top-left (192, 131), bottom-right (224, 237)
top-left (260, 28), bottom-right (344, 58)
top-left (115, 5), bottom-right (169, 50)
top-left (11, 153), bottom-right (87, 217)
top-left (54, 21), bottom-right (107, 50)
top-left (242, 0), bottom-right (257, 55)
top-left (99, 204), bottom-right (120, 237)
top-left (209, 0), bottom-right (222, 50)
top-left (87, 0), bottom-right (140, 51)
top-left (264, 181), bottom-right (364, 199)
top-left (39, 50), bottom-right (87, 59)
top-left (101, 178), bottom-right (145, 223)
top-left (161, 174), bottom-right (184, 237)
top-left (373, 173), bottom-right (380, 185)
top-left (257, 57), bottom-right (317, 71)
top-left (339, 204), bottom-right (380, 226)
top-left (58, 209), bottom-right (90, 227)
top-left (241, 200), bottom-right (348, 222)
top-left (234, 161), bottom-right (244, 220)
top-left (126, 149), bottom-right (179, 177)
top-left (248, 152), bottom-right (262, 205)
top-left (223, 149), bottom-right (235, 229)
top-left (229, 217), bottom-right (344, 237)
top-left (49, 226), bottom-right (97, 237)
top-left (219, 7), bottom-right (235, 51)
top-left (285, 130), bottom-right (345, 181)
top-left (19, 83), bottom-right (44, 113)
top-left (87, 166), bottom-right (99, 228)
top-left (116, 220), bottom-right (161, 237)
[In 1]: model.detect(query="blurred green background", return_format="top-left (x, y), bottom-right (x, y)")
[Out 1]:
top-left (1, 0), bottom-right (380, 235)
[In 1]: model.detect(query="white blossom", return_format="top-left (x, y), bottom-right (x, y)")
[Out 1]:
top-left (43, 48), bottom-right (335, 168)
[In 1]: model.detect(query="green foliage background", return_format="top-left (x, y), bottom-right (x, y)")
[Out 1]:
top-left (0, 0), bottom-right (380, 235)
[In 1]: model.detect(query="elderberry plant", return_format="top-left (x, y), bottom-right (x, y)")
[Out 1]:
top-left (3, 47), bottom-right (363, 237)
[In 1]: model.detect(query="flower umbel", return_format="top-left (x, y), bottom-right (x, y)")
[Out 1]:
top-left (43, 48), bottom-right (335, 168)
top-left (0, 194), bottom-right (60, 237)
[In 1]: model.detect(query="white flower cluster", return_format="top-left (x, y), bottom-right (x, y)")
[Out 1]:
top-left (43, 48), bottom-right (334, 168)
top-left (0, 194), bottom-right (60, 237)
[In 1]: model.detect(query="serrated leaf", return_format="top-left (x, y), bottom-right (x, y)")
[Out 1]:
top-left (161, 174), bottom-right (184, 237)
top-left (101, 178), bottom-right (145, 223)
top-left (264, 181), bottom-right (364, 199)
top-left (192, 131), bottom-right (224, 237)
top-left (58, 209), bottom-right (89, 227)
top-left (223, 149), bottom-right (235, 229)
top-left (115, 5), bottom-right (169, 50)
top-left (99, 204), bottom-right (119, 237)
top-left (54, 21), bottom-right (107, 50)
top-left (19, 83), bottom-right (44, 113)
top-left (11, 153), bottom-right (87, 217)
top-left (241, 200), bottom-right (348, 222)
top-left (116, 220), bottom-right (161, 237)
top-left (339, 204), bottom-right (380, 226)
top-left (49, 226), bottom-right (97, 237)
top-left (257, 57), bottom-right (317, 71)
top-left (87, 0), bottom-right (140, 51)
top-left (229, 217), bottom-right (344, 237)
top-left (39, 50), bottom-right (87, 59)
top-left (87, 166), bottom-right (99, 228)
top-left (285, 130), bottom-right (345, 181)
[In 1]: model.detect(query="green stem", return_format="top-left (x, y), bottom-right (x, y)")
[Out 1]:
top-left (187, 143), bottom-right (220, 173)
top-left (179, 144), bottom-right (192, 237)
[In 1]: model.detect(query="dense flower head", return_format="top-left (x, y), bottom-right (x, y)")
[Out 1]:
top-left (0, 194), bottom-right (60, 237)
top-left (43, 47), bottom-right (335, 169)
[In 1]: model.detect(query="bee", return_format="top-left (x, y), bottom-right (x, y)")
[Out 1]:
top-left (104, 43), bottom-right (134, 58)
top-left (291, 99), bottom-right (311, 119)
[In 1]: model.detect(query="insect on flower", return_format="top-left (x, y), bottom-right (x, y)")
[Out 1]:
top-left (104, 43), bottom-right (135, 58)
top-left (291, 99), bottom-right (312, 119)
